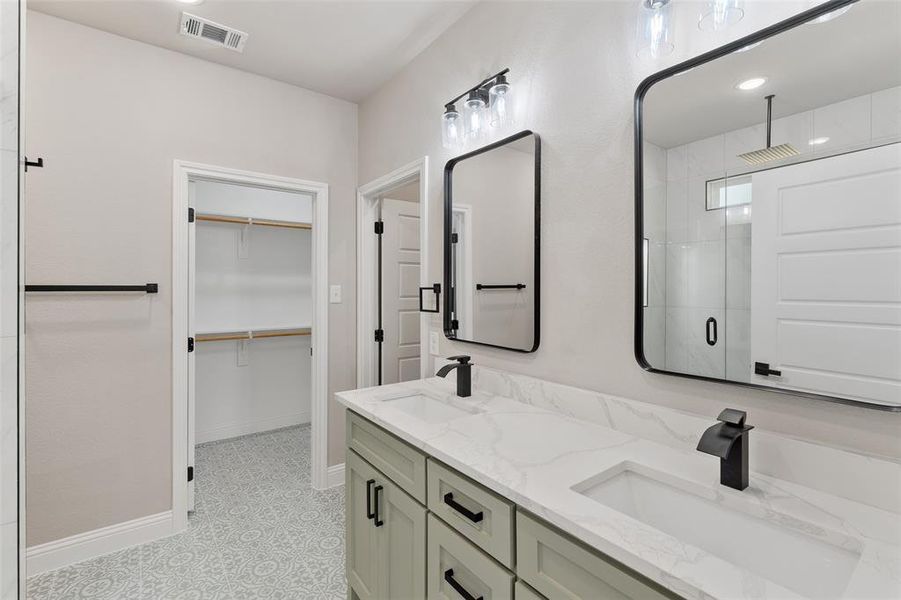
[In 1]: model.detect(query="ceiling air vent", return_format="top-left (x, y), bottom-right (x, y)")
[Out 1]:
top-left (179, 12), bottom-right (248, 53)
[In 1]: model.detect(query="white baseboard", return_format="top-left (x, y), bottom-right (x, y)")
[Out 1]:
top-left (26, 511), bottom-right (173, 575)
top-left (196, 410), bottom-right (311, 444)
top-left (326, 462), bottom-right (345, 489)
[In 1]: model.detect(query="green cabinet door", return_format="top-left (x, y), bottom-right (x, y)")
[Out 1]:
top-left (346, 451), bottom-right (380, 600)
top-left (376, 473), bottom-right (427, 599)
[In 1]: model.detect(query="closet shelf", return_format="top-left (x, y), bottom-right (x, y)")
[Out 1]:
top-left (196, 212), bottom-right (312, 230)
top-left (196, 326), bottom-right (311, 343)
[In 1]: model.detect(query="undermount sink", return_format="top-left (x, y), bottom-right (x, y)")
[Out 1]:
top-left (573, 463), bottom-right (861, 599)
top-left (380, 393), bottom-right (479, 424)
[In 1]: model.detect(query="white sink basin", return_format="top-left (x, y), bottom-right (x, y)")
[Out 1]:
top-left (381, 393), bottom-right (478, 424)
top-left (573, 463), bottom-right (861, 599)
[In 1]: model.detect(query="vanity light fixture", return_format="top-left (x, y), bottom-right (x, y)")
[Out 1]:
top-left (735, 77), bottom-right (767, 91)
top-left (698, 0), bottom-right (745, 31)
top-left (441, 68), bottom-right (513, 149)
top-left (808, 136), bottom-right (830, 145)
top-left (636, 0), bottom-right (674, 59)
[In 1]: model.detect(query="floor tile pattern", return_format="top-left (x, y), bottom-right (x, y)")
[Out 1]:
top-left (27, 426), bottom-right (346, 599)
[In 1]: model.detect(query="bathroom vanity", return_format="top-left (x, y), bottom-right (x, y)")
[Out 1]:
top-left (338, 368), bottom-right (901, 600)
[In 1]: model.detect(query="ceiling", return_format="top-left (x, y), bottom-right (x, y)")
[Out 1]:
top-left (643, 0), bottom-right (901, 148)
top-left (30, 0), bottom-right (474, 102)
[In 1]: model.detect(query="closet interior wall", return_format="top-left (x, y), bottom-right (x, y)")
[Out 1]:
top-left (192, 180), bottom-right (313, 444)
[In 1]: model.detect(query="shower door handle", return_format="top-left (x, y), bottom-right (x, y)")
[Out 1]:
top-left (706, 317), bottom-right (718, 346)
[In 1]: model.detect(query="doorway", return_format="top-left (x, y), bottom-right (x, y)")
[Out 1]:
top-left (357, 158), bottom-right (431, 388)
top-left (173, 161), bottom-right (331, 532)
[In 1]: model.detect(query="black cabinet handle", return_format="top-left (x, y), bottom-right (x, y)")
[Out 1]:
top-left (444, 569), bottom-right (482, 600)
top-left (754, 361), bottom-right (782, 377)
top-left (365, 479), bottom-right (376, 520)
top-left (443, 492), bottom-right (483, 523)
top-left (706, 317), bottom-right (718, 346)
top-left (373, 485), bottom-right (384, 527)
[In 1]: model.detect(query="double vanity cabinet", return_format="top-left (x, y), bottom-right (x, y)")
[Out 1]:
top-left (345, 411), bottom-right (678, 600)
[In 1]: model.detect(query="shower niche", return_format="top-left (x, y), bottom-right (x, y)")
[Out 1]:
top-left (635, 0), bottom-right (901, 410)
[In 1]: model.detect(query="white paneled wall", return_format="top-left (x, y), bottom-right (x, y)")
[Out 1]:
top-left (194, 181), bottom-right (313, 443)
top-left (0, 0), bottom-right (16, 597)
top-left (658, 85), bottom-right (901, 382)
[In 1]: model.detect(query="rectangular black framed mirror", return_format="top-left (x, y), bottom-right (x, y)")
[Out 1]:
top-left (635, 0), bottom-right (901, 411)
top-left (443, 130), bottom-right (541, 353)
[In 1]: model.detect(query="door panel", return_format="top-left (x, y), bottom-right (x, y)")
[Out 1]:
top-left (750, 144), bottom-right (901, 405)
top-left (381, 198), bottom-right (421, 385)
top-left (377, 475), bottom-right (427, 600)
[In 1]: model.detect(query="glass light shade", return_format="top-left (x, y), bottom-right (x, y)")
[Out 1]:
top-left (698, 0), bottom-right (744, 31)
top-left (636, 0), bottom-right (674, 60)
top-left (463, 93), bottom-right (487, 141)
top-left (489, 78), bottom-right (514, 128)
top-left (441, 106), bottom-right (462, 150)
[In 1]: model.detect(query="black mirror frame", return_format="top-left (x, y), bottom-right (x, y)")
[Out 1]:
top-left (443, 129), bottom-right (541, 353)
top-left (633, 0), bottom-right (898, 412)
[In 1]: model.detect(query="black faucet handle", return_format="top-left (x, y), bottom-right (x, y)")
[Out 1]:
top-left (717, 408), bottom-right (747, 427)
top-left (447, 355), bottom-right (471, 364)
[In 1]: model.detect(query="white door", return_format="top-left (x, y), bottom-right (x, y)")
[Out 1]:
top-left (750, 144), bottom-right (901, 406)
top-left (187, 183), bottom-right (197, 512)
top-left (381, 198), bottom-right (421, 385)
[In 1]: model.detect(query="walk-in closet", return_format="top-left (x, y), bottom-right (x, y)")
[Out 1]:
top-left (188, 179), bottom-right (313, 508)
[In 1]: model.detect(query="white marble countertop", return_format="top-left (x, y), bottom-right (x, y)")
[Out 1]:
top-left (336, 377), bottom-right (901, 600)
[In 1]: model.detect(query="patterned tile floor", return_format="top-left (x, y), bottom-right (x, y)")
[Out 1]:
top-left (27, 425), bottom-right (347, 600)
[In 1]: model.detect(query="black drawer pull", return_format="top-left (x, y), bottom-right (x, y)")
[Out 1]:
top-left (443, 492), bottom-right (483, 523)
top-left (444, 569), bottom-right (482, 600)
top-left (373, 485), bottom-right (384, 527)
top-left (365, 479), bottom-right (376, 520)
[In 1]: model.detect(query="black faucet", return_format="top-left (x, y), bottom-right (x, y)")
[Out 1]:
top-left (436, 355), bottom-right (471, 397)
top-left (697, 408), bottom-right (754, 491)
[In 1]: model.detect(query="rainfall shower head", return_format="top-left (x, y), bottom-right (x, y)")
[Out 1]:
top-left (737, 94), bottom-right (799, 166)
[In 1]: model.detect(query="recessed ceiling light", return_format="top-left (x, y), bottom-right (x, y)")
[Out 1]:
top-left (808, 137), bottom-right (830, 146)
top-left (736, 77), bottom-right (767, 91)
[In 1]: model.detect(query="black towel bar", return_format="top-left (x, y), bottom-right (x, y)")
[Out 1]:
top-left (476, 283), bottom-right (526, 290)
top-left (25, 283), bottom-right (159, 294)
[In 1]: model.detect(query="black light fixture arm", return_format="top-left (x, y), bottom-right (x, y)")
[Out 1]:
top-left (444, 67), bottom-right (510, 109)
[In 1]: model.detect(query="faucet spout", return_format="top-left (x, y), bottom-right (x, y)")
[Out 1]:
top-left (697, 409), bottom-right (753, 491)
top-left (436, 355), bottom-right (472, 397)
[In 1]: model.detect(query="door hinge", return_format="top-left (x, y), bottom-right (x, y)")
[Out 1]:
top-left (374, 221), bottom-right (384, 235)
top-left (188, 337), bottom-right (195, 352)
top-left (451, 319), bottom-right (459, 330)
top-left (451, 233), bottom-right (458, 244)
top-left (374, 329), bottom-right (384, 343)
top-left (188, 207), bottom-right (195, 223)
top-left (187, 466), bottom-right (194, 482)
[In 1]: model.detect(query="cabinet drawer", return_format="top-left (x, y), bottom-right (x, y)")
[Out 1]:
top-left (348, 411), bottom-right (427, 503)
top-left (427, 458), bottom-right (515, 568)
top-left (428, 514), bottom-right (513, 600)
top-left (515, 580), bottom-right (547, 600)
top-left (516, 512), bottom-right (679, 600)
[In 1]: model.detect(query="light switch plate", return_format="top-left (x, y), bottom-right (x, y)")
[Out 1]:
top-left (329, 285), bottom-right (342, 304)
top-left (429, 331), bottom-right (440, 356)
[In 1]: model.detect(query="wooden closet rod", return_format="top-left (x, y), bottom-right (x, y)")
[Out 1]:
top-left (195, 213), bottom-right (312, 230)
top-left (196, 327), bottom-right (312, 343)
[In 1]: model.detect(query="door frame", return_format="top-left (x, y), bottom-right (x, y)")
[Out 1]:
top-left (356, 157), bottom-right (430, 388)
top-left (172, 160), bottom-right (331, 531)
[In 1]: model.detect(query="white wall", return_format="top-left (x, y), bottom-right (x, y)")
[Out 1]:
top-left (358, 0), bottom-right (901, 459)
top-left (0, 0), bottom-right (17, 597)
top-left (24, 11), bottom-right (357, 547)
